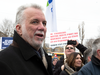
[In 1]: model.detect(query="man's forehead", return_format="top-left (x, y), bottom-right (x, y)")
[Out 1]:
top-left (24, 8), bottom-right (46, 21)
top-left (66, 45), bottom-right (74, 47)
top-left (24, 7), bottom-right (43, 15)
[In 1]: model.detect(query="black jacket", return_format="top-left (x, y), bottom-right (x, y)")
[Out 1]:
top-left (53, 44), bottom-right (87, 75)
top-left (0, 31), bottom-right (53, 75)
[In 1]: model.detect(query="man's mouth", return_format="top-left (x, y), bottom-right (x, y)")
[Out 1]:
top-left (36, 34), bottom-right (43, 37)
top-left (68, 51), bottom-right (71, 52)
top-left (35, 31), bottom-right (44, 38)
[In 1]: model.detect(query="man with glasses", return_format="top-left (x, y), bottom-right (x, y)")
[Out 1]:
top-left (53, 40), bottom-right (87, 75)
top-left (65, 44), bottom-right (75, 58)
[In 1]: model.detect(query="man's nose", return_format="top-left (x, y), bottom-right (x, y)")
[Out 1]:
top-left (38, 22), bottom-right (45, 30)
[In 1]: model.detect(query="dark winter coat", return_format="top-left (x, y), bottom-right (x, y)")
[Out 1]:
top-left (78, 55), bottom-right (100, 75)
top-left (0, 31), bottom-right (53, 75)
top-left (53, 44), bottom-right (87, 75)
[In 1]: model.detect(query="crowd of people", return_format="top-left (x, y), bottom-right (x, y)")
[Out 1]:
top-left (53, 38), bottom-right (100, 75)
top-left (0, 3), bottom-right (100, 75)
top-left (53, 39), bottom-right (87, 75)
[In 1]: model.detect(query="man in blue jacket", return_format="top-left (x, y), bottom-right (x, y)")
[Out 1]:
top-left (0, 4), bottom-right (53, 75)
top-left (78, 38), bottom-right (100, 75)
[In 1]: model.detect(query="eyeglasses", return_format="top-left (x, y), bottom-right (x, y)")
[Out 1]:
top-left (66, 47), bottom-right (74, 49)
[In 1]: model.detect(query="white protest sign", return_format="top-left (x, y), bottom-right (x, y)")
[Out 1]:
top-left (49, 30), bottom-right (79, 48)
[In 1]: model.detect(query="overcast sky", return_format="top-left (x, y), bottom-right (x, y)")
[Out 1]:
top-left (0, 0), bottom-right (100, 44)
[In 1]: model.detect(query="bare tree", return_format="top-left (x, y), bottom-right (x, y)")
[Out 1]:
top-left (78, 21), bottom-right (85, 44)
top-left (0, 19), bottom-right (15, 37)
top-left (0, 31), bottom-right (7, 37)
top-left (84, 38), bottom-right (95, 48)
top-left (84, 25), bottom-right (100, 49)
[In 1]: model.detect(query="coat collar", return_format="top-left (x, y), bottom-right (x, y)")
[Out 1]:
top-left (12, 30), bottom-right (39, 60)
top-left (91, 55), bottom-right (100, 66)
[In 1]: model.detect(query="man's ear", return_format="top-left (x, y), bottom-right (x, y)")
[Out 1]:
top-left (87, 56), bottom-right (91, 62)
top-left (16, 24), bottom-right (22, 36)
top-left (97, 49), bottom-right (100, 56)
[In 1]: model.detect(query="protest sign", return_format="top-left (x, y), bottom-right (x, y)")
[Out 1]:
top-left (49, 30), bottom-right (79, 48)
top-left (0, 37), bottom-right (13, 50)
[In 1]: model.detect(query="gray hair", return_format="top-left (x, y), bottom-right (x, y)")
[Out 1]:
top-left (84, 48), bottom-right (92, 63)
top-left (15, 4), bottom-right (43, 26)
top-left (92, 38), bottom-right (100, 56)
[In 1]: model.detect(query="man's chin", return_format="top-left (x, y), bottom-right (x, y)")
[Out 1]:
top-left (67, 52), bottom-right (72, 55)
top-left (35, 41), bottom-right (43, 46)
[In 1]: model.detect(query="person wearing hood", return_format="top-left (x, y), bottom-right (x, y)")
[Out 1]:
top-left (52, 57), bottom-right (59, 72)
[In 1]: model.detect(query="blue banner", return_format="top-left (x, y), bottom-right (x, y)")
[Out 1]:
top-left (1, 37), bottom-right (13, 49)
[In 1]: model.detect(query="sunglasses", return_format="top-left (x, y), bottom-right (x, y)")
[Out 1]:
top-left (66, 47), bottom-right (74, 49)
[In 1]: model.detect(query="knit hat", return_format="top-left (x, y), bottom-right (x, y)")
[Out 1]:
top-left (52, 57), bottom-right (58, 62)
